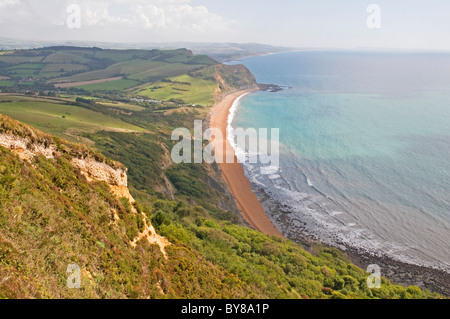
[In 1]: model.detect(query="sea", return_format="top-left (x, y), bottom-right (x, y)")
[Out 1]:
top-left (227, 51), bottom-right (450, 273)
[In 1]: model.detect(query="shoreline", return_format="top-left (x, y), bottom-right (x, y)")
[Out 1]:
top-left (210, 90), bottom-right (449, 296)
top-left (255, 183), bottom-right (450, 296)
top-left (210, 89), bottom-right (282, 237)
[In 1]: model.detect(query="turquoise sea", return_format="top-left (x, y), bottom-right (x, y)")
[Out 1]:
top-left (229, 51), bottom-right (450, 272)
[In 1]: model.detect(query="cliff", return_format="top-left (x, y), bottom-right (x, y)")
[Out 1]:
top-left (0, 114), bottom-right (169, 257)
top-left (0, 114), bottom-right (258, 299)
top-left (213, 64), bottom-right (259, 103)
top-left (0, 114), bottom-right (440, 299)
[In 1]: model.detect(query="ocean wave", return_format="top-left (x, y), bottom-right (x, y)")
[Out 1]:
top-left (227, 91), bottom-right (450, 274)
top-left (256, 166), bottom-right (450, 273)
top-left (239, 150), bottom-right (450, 273)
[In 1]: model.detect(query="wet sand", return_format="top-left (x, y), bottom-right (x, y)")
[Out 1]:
top-left (210, 90), bottom-right (282, 237)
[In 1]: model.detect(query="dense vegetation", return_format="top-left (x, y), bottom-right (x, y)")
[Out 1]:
top-left (0, 123), bottom-right (252, 298)
top-left (0, 95), bottom-right (144, 143)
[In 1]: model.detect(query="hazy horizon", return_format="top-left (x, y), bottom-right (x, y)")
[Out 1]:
top-left (0, 0), bottom-right (449, 51)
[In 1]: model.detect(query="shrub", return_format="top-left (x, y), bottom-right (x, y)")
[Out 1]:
top-left (152, 211), bottom-right (171, 228)
top-left (406, 286), bottom-right (422, 297)
top-left (333, 277), bottom-right (345, 290)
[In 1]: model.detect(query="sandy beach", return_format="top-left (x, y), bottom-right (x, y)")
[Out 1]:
top-left (210, 90), bottom-right (450, 296)
top-left (210, 90), bottom-right (282, 237)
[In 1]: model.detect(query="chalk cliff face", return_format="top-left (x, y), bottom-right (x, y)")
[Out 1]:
top-left (0, 133), bottom-right (56, 163)
top-left (71, 158), bottom-right (128, 187)
top-left (0, 120), bottom-right (128, 193)
top-left (0, 114), bottom-right (169, 257)
top-left (71, 157), bottom-right (134, 205)
top-left (70, 156), bottom-right (171, 258)
top-left (213, 64), bottom-right (259, 102)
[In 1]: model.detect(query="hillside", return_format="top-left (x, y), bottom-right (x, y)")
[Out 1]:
top-left (0, 114), bottom-right (252, 298)
top-left (0, 47), bottom-right (443, 299)
top-left (0, 47), bottom-right (216, 97)
top-left (0, 115), bottom-right (440, 299)
top-left (0, 46), bottom-right (261, 107)
top-left (0, 38), bottom-right (296, 62)
top-left (213, 64), bottom-right (258, 102)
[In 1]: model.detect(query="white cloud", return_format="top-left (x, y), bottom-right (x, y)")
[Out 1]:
top-left (82, 0), bottom-right (228, 33)
top-left (0, 0), bottom-right (19, 8)
top-left (0, 0), bottom-right (230, 41)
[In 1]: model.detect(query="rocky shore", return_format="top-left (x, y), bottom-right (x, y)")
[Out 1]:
top-left (254, 186), bottom-right (450, 296)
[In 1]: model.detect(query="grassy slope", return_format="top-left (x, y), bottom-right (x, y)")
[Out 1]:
top-left (2, 96), bottom-right (439, 299)
top-left (74, 79), bottom-right (141, 92)
top-left (136, 73), bottom-right (217, 105)
top-left (97, 101), bottom-right (145, 112)
top-left (0, 115), bottom-right (439, 299)
top-left (0, 116), bottom-right (253, 299)
top-left (0, 95), bottom-right (144, 142)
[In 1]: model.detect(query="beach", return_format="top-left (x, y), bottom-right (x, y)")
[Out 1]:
top-left (210, 89), bottom-right (450, 296)
top-left (210, 89), bottom-right (282, 237)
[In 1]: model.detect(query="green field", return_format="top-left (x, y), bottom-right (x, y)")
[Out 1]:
top-left (55, 61), bottom-right (134, 83)
top-left (128, 63), bottom-right (203, 82)
top-left (6, 63), bottom-right (43, 70)
top-left (18, 81), bottom-right (35, 86)
top-left (74, 79), bottom-right (141, 91)
top-left (0, 80), bottom-right (15, 87)
top-left (136, 74), bottom-right (217, 105)
top-left (56, 60), bottom-right (203, 84)
top-left (42, 52), bottom-right (92, 64)
top-left (8, 68), bottom-right (38, 77)
top-left (98, 101), bottom-right (145, 112)
top-left (0, 55), bottom-right (43, 64)
top-left (38, 71), bottom-right (66, 79)
top-left (0, 95), bottom-right (144, 141)
top-left (0, 47), bottom-right (218, 94)
top-left (41, 63), bottom-right (88, 73)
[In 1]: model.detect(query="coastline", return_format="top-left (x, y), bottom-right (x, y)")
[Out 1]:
top-left (209, 89), bottom-right (449, 296)
top-left (210, 89), bottom-right (282, 237)
top-left (256, 183), bottom-right (450, 296)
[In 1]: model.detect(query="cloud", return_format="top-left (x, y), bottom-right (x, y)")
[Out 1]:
top-left (0, 0), bottom-right (229, 40)
top-left (0, 0), bottom-right (18, 8)
top-left (82, 0), bottom-right (226, 31)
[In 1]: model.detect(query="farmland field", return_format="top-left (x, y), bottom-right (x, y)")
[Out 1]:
top-left (42, 52), bottom-right (92, 64)
top-left (0, 80), bottom-right (15, 87)
top-left (136, 74), bottom-right (217, 105)
top-left (73, 79), bottom-right (140, 91)
top-left (54, 76), bottom-right (123, 88)
top-left (127, 63), bottom-right (203, 82)
top-left (0, 95), bottom-right (144, 141)
top-left (97, 101), bottom-right (145, 112)
top-left (40, 63), bottom-right (88, 73)
top-left (0, 47), bottom-right (219, 95)
top-left (0, 56), bottom-right (43, 64)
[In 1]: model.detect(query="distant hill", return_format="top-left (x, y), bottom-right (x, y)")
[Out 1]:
top-left (0, 47), bottom-right (216, 93)
top-left (0, 38), bottom-right (297, 62)
top-left (0, 46), bottom-right (262, 106)
top-left (178, 42), bottom-right (297, 62)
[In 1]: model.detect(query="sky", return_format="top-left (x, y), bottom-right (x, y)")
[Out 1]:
top-left (0, 0), bottom-right (449, 50)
